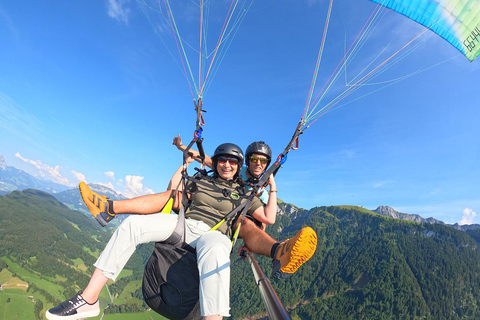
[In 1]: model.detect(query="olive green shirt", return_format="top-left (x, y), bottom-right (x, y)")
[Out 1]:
top-left (185, 178), bottom-right (263, 236)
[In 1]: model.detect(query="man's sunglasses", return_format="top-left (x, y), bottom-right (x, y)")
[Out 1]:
top-left (249, 156), bottom-right (268, 164)
top-left (217, 156), bottom-right (239, 165)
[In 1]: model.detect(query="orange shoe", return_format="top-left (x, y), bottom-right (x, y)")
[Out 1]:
top-left (79, 182), bottom-right (115, 227)
top-left (272, 227), bottom-right (317, 279)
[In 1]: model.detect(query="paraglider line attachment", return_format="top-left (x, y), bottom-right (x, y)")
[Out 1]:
top-left (194, 128), bottom-right (203, 139)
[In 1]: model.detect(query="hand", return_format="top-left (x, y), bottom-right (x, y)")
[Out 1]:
top-left (173, 134), bottom-right (183, 150)
top-left (237, 245), bottom-right (252, 259)
top-left (184, 153), bottom-right (195, 165)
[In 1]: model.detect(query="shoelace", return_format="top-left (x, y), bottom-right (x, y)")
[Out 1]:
top-left (60, 295), bottom-right (84, 312)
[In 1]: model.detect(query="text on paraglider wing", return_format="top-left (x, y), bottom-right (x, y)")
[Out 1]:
top-left (464, 26), bottom-right (480, 52)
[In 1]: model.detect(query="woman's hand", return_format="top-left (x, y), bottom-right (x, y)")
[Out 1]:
top-left (268, 174), bottom-right (276, 191)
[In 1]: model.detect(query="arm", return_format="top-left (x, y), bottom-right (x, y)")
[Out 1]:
top-left (173, 134), bottom-right (213, 168)
top-left (250, 175), bottom-right (277, 225)
top-left (167, 165), bottom-right (184, 191)
top-left (167, 153), bottom-right (196, 191)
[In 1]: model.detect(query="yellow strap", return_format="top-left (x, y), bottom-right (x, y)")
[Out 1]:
top-left (161, 198), bottom-right (174, 214)
top-left (210, 218), bottom-right (226, 231)
top-left (231, 225), bottom-right (241, 245)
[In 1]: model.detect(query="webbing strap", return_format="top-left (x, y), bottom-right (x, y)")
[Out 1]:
top-left (161, 198), bottom-right (174, 214)
top-left (162, 176), bottom-right (189, 246)
top-left (251, 121), bottom-right (305, 193)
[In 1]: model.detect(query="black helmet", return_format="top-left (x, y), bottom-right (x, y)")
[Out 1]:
top-left (211, 143), bottom-right (244, 178)
top-left (245, 141), bottom-right (272, 167)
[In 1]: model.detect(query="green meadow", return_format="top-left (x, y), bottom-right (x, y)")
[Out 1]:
top-left (0, 257), bottom-right (65, 300)
top-left (0, 289), bottom-right (35, 320)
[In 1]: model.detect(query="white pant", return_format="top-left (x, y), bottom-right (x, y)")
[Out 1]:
top-left (94, 214), bottom-right (232, 317)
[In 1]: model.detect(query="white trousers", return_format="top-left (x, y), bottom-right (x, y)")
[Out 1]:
top-left (94, 214), bottom-right (232, 317)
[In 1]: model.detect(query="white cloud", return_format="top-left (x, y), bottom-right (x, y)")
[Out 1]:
top-left (123, 175), bottom-right (154, 198)
top-left (97, 181), bottom-right (115, 190)
top-left (72, 170), bottom-right (86, 183)
top-left (105, 171), bottom-right (115, 180)
top-left (107, 0), bottom-right (131, 24)
top-left (15, 152), bottom-right (71, 186)
top-left (459, 208), bottom-right (477, 225)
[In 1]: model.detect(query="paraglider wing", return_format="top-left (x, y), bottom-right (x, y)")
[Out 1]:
top-left (370, 0), bottom-right (480, 61)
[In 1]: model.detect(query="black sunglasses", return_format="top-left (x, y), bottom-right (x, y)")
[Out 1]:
top-left (217, 156), bottom-right (239, 165)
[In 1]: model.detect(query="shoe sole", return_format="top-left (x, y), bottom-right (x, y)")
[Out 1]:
top-left (46, 309), bottom-right (100, 320)
top-left (274, 227), bottom-right (317, 278)
top-left (79, 182), bottom-right (108, 227)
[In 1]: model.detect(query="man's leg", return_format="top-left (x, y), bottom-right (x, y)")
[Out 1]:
top-left (79, 181), bottom-right (180, 226)
top-left (239, 218), bottom-right (277, 257)
top-left (238, 218), bottom-right (318, 279)
top-left (112, 191), bottom-right (176, 214)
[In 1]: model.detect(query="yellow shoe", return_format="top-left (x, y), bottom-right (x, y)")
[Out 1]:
top-left (272, 227), bottom-right (317, 279)
top-left (79, 182), bottom-right (115, 227)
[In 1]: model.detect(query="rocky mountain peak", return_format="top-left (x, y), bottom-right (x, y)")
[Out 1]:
top-left (374, 205), bottom-right (399, 218)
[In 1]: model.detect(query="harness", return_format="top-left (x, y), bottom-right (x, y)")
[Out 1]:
top-left (162, 99), bottom-right (258, 245)
top-left (166, 101), bottom-right (306, 247)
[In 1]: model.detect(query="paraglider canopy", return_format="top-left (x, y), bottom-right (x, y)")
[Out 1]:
top-left (370, 0), bottom-right (480, 62)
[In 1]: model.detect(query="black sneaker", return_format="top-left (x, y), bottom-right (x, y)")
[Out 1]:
top-left (46, 291), bottom-right (100, 320)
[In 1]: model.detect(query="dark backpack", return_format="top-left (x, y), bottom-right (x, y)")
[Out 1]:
top-left (142, 241), bottom-right (201, 319)
top-left (142, 197), bottom-right (201, 320)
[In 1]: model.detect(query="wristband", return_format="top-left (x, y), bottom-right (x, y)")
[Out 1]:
top-left (270, 190), bottom-right (277, 193)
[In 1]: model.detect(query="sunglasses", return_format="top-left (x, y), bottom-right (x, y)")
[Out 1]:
top-left (249, 156), bottom-right (268, 164)
top-left (217, 156), bottom-right (239, 165)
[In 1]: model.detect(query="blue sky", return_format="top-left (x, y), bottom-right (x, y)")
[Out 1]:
top-left (1, 0), bottom-right (479, 224)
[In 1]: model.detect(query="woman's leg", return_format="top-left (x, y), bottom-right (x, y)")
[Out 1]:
top-left (195, 231), bottom-right (232, 318)
top-left (81, 268), bottom-right (109, 303)
top-left (46, 214), bottom-right (180, 319)
top-left (94, 214), bottom-right (179, 280)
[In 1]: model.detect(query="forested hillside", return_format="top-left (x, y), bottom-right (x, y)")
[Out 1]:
top-left (231, 205), bottom-right (480, 319)
top-left (0, 190), bottom-right (156, 320)
top-left (2, 191), bottom-right (480, 319)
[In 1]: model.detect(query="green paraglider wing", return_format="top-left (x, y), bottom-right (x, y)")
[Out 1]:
top-left (370, 0), bottom-right (480, 61)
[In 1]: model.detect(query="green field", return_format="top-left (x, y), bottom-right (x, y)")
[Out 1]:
top-left (0, 290), bottom-right (35, 320)
top-left (0, 287), bottom-right (168, 320)
top-left (0, 257), bottom-right (65, 300)
top-left (102, 311), bottom-right (168, 320)
top-left (114, 279), bottom-right (143, 305)
top-left (0, 269), bottom-right (13, 285)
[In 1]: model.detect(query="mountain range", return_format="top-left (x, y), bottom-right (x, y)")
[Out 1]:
top-left (0, 156), bottom-right (69, 195)
top-left (2, 155), bottom-right (477, 231)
